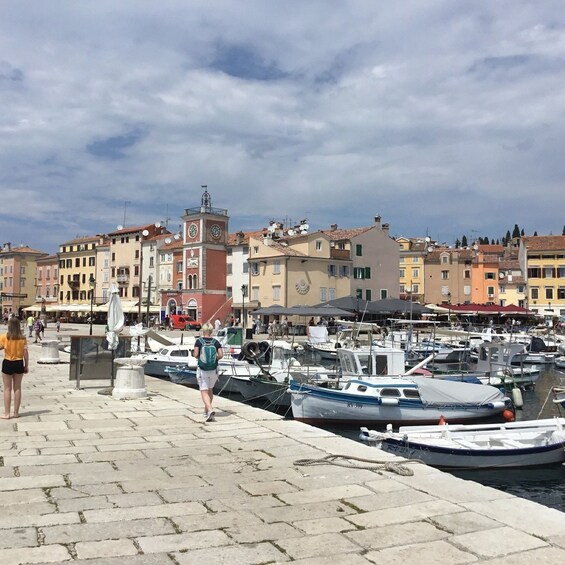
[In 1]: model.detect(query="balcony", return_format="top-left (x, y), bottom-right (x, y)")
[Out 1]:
top-left (117, 274), bottom-right (129, 284)
top-left (68, 279), bottom-right (80, 288)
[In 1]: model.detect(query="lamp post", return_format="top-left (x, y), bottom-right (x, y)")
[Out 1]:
top-left (89, 274), bottom-right (95, 336)
top-left (138, 229), bottom-right (149, 326)
top-left (241, 284), bottom-right (247, 332)
top-left (447, 291), bottom-right (452, 326)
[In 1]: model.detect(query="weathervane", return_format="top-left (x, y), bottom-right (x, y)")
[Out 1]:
top-left (201, 185), bottom-right (212, 209)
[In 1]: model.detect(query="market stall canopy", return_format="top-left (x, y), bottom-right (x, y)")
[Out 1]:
top-left (442, 303), bottom-right (533, 316)
top-left (315, 296), bottom-right (372, 313)
top-left (252, 304), bottom-right (354, 317)
top-left (367, 298), bottom-right (432, 315)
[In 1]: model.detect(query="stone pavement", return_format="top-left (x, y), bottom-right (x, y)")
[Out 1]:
top-left (1, 339), bottom-right (565, 564)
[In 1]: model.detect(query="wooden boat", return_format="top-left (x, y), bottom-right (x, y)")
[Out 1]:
top-left (359, 418), bottom-right (565, 468)
top-left (289, 375), bottom-right (514, 427)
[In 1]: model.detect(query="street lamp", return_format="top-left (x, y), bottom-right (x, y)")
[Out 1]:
top-left (241, 284), bottom-right (247, 332)
top-left (447, 291), bottom-right (452, 325)
top-left (138, 229), bottom-right (149, 326)
top-left (89, 274), bottom-right (95, 336)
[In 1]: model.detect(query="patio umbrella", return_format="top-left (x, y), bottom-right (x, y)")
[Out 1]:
top-left (106, 283), bottom-right (124, 388)
top-left (315, 296), bottom-right (371, 313)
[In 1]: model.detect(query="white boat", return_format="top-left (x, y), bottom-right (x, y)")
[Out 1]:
top-left (359, 418), bottom-right (565, 468)
top-left (144, 343), bottom-right (196, 377)
top-left (289, 375), bottom-right (513, 427)
top-left (473, 342), bottom-right (540, 388)
top-left (555, 357), bottom-right (565, 370)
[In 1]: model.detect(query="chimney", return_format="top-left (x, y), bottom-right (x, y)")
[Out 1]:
top-left (236, 231), bottom-right (244, 245)
top-left (330, 223), bottom-right (338, 231)
top-left (374, 215), bottom-right (381, 227)
top-left (382, 223), bottom-right (389, 234)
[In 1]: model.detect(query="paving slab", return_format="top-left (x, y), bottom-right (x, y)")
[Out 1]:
top-left (0, 341), bottom-right (564, 563)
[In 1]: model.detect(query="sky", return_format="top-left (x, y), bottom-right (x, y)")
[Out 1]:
top-left (1, 1), bottom-right (564, 255)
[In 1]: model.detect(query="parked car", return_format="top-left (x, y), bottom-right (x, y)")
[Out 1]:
top-left (170, 314), bottom-right (201, 331)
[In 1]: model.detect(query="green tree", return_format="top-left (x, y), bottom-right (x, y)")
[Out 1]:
top-left (505, 230), bottom-right (511, 244)
top-left (512, 224), bottom-right (521, 238)
top-left (521, 228), bottom-right (525, 236)
top-left (562, 225), bottom-right (565, 235)
top-left (461, 235), bottom-right (468, 247)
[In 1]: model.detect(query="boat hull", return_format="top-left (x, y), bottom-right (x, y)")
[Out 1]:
top-left (378, 437), bottom-right (565, 468)
top-left (290, 382), bottom-right (510, 427)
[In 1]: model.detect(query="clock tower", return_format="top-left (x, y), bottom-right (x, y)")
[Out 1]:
top-left (180, 186), bottom-right (230, 323)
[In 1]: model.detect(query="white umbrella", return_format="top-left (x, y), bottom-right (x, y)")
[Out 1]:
top-left (106, 283), bottom-right (124, 388)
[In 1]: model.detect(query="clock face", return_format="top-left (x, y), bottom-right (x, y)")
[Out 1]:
top-left (295, 279), bottom-right (310, 295)
top-left (210, 224), bottom-right (222, 239)
top-left (188, 224), bottom-right (198, 238)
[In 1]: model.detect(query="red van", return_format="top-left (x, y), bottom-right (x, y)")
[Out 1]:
top-left (170, 314), bottom-right (201, 331)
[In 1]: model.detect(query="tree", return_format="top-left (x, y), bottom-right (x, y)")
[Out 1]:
top-left (455, 238), bottom-right (461, 248)
top-left (521, 228), bottom-right (525, 236)
top-left (534, 231), bottom-right (538, 236)
top-left (512, 224), bottom-right (521, 238)
top-left (461, 235), bottom-right (468, 247)
top-left (505, 230), bottom-right (511, 245)
top-left (562, 225), bottom-right (565, 235)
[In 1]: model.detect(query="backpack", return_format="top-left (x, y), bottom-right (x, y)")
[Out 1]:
top-left (198, 338), bottom-right (218, 370)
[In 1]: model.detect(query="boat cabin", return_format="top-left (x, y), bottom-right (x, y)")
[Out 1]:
top-left (337, 346), bottom-right (406, 376)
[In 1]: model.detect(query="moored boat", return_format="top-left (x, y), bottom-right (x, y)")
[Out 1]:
top-left (359, 418), bottom-right (565, 468)
top-left (289, 376), bottom-right (514, 427)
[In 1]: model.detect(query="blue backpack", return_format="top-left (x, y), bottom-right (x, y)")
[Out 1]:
top-left (198, 338), bottom-right (218, 370)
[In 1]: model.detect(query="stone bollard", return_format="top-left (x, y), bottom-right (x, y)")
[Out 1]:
top-left (112, 357), bottom-right (148, 400)
top-left (38, 340), bottom-right (61, 364)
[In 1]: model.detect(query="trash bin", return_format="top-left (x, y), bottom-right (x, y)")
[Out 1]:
top-left (245, 328), bottom-right (254, 340)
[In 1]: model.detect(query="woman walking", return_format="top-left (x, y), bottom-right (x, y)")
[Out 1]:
top-left (0, 317), bottom-right (29, 419)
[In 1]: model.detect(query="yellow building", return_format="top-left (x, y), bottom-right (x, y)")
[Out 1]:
top-left (248, 229), bottom-right (352, 308)
top-left (397, 237), bottom-right (428, 302)
top-left (58, 236), bottom-right (99, 306)
top-left (519, 235), bottom-right (565, 321)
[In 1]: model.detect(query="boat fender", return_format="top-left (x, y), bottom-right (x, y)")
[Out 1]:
top-left (502, 409), bottom-right (515, 422)
top-left (380, 398), bottom-right (399, 406)
top-left (438, 415), bottom-right (446, 425)
top-left (511, 388), bottom-right (524, 409)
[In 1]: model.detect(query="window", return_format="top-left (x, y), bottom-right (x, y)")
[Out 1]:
top-left (320, 287), bottom-right (327, 302)
top-left (528, 267), bottom-right (542, 278)
top-left (356, 288), bottom-right (363, 298)
top-left (176, 261), bottom-right (183, 273)
top-left (499, 285), bottom-right (506, 294)
top-left (558, 288), bottom-right (565, 300)
top-left (253, 246), bottom-right (259, 254)
top-left (252, 286), bottom-right (259, 301)
top-left (251, 262), bottom-right (259, 275)
top-left (339, 265), bottom-right (350, 277)
top-left (412, 257), bottom-right (419, 263)
top-left (543, 266), bottom-right (554, 278)
top-left (400, 284), bottom-right (405, 293)
top-left (441, 255), bottom-right (449, 264)
top-left (242, 245), bottom-right (249, 254)
top-left (399, 268), bottom-right (405, 278)
top-left (20, 278), bottom-right (26, 288)
top-left (315, 240), bottom-right (322, 251)
top-left (399, 257), bottom-right (405, 263)
top-left (328, 288), bottom-right (336, 300)
top-left (134, 265), bottom-right (139, 276)
top-left (82, 257), bottom-right (86, 267)
top-left (411, 268), bottom-right (419, 278)
top-left (111, 253), bottom-right (115, 262)
top-left (364, 267), bottom-right (371, 279)
top-left (545, 288), bottom-right (554, 300)
top-left (243, 262), bottom-right (249, 273)
top-left (273, 260), bottom-right (281, 274)
top-left (411, 284), bottom-right (419, 293)
top-left (89, 257), bottom-right (95, 266)
top-left (353, 267), bottom-right (364, 279)
top-left (327, 264), bottom-right (337, 277)
top-left (227, 248), bottom-right (232, 256)
top-left (464, 285), bottom-right (471, 295)
top-left (464, 269), bottom-right (471, 278)
top-left (226, 286), bottom-right (233, 299)
top-left (227, 263), bottom-right (232, 275)
top-left (149, 257), bottom-right (154, 268)
top-left (487, 286), bottom-right (495, 297)
top-left (531, 287), bottom-right (539, 300)
top-left (356, 244), bottom-right (362, 256)
top-left (485, 272), bottom-right (496, 280)
top-left (380, 289), bottom-right (388, 299)
top-left (75, 258), bottom-right (80, 267)
top-left (557, 266), bottom-right (565, 278)
top-left (441, 270), bottom-right (449, 280)
top-left (135, 250), bottom-right (140, 259)
top-left (365, 289), bottom-right (372, 301)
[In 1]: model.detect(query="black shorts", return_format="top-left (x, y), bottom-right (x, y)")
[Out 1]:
top-left (2, 359), bottom-right (25, 375)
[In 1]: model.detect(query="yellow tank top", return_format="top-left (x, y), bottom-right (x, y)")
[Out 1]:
top-left (0, 335), bottom-right (27, 361)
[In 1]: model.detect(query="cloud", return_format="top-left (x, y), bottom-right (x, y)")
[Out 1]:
top-left (1, 1), bottom-right (565, 252)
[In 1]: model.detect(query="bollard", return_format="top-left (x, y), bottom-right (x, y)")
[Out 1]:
top-left (112, 357), bottom-right (148, 399)
top-left (38, 340), bottom-right (61, 364)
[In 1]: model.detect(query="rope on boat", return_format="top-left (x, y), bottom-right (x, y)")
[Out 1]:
top-left (293, 454), bottom-right (423, 476)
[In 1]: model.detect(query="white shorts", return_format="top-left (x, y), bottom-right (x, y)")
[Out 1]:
top-left (196, 367), bottom-right (218, 391)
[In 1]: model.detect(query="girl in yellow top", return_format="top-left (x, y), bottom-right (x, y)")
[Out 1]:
top-left (0, 318), bottom-right (29, 419)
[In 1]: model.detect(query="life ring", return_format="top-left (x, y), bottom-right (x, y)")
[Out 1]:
top-left (242, 341), bottom-right (260, 358)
